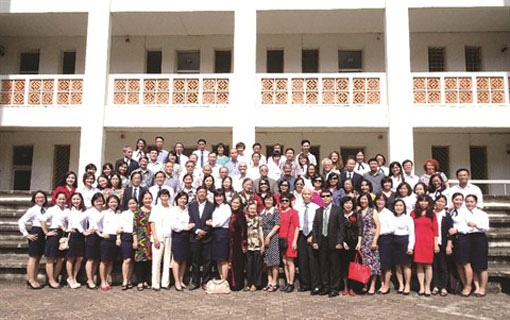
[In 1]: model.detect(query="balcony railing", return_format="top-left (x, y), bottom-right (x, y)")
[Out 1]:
top-left (0, 75), bottom-right (84, 106)
top-left (109, 74), bottom-right (231, 106)
top-left (412, 72), bottom-right (510, 105)
top-left (257, 73), bottom-right (386, 106)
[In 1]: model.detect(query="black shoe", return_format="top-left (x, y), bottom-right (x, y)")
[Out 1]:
top-left (285, 285), bottom-right (294, 293)
top-left (298, 286), bottom-right (310, 292)
top-left (189, 283), bottom-right (200, 291)
top-left (328, 291), bottom-right (339, 298)
top-left (319, 288), bottom-right (329, 296)
top-left (26, 281), bottom-right (42, 290)
top-left (202, 284), bottom-right (207, 290)
top-left (311, 288), bottom-right (321, 296)
top-left (48, 283), bottom-right (61, 289)
top-left (280, 284), bottom-right (289, 292)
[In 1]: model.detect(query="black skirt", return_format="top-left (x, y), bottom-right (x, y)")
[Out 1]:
top-left (454, 234), bottom-right (471, 264)
top-left (212, 228), bottom-right (230, 262)
top-left (100, 235), bottom-right (118, 262)
top-left (470, 233), bottom-right (488, 271)
top-left (392, 235), bottom-right (412, 266)
top-left (44, 229), bottom-right (65, 258)
top-left (172, 231), bottom-right (190, 262)
top-left (66, 232), bottom-right (85, 258)
top-left (27, 226), bottom-right (45, 257)
top-left (85, 233), bottom-right (101, 260)
top-left (120, 233), bottom-right (134, 260)
top-left (378, 234), bottom-right (393, 270)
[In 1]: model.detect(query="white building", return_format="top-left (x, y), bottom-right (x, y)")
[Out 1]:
top-left (0, 0), bottom-right (509, 193)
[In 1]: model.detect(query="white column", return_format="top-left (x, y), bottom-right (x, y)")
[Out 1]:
top-left (385, 0), bottom-right (414, 162)
top-left (232, 5), bottom-right (256, 155)
top-left (78, 1), bottom-right (112, 178)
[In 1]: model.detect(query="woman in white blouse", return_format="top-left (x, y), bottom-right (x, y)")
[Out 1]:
top-left (84, 193), bottom-right (105, 289)
top-left (98, 195), bottom-right (122, 291)
top-left (17, 190), bottom-right (48, 289)
top-left (40, 191), bottom-right (69, 289)
top-left (392, 199), bottom-right (415, 295)
top-left (76, 173), bottom-right (98, 208)
top-left (206, 190), bottom-right (231, 281)
top-left (374, 193), bottom-right (395, 294)
top-left (65, 193), bottom-right (88, 289)
top-left (170, 192), bottom-right (195, 291)
top-left (396, 182), bottom-right (416, 214)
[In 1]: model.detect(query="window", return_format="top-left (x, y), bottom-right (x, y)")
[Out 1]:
top-left (302, 49), bottom-right (319, 73)
top-left (20, 52), bottom-right (40, 74)
top-left (52, 145), bottom-right (71, 189)
top-left (146, 51), bottom-right (162, 74)
top-left (470, 146), bottom-right (488, 194)
top-left (62, 51), bottom-right (76, 74)
top-left (340, 147), bottom-right (365, 166)
top-left (338, 50), bottom-right (362, 72)
top-left (465, 47), bottom-right (481, 71)
top-left (428, 48), bottom-right (445, 72)
top-left (266, 50), bottom-right (284, 73)
top-left (214, 50), bottom-right (231, 73)
top-left (12, 146), bottom-right (34, 190)
top-left (431, 146), bottom-right (450, 178)
top-left (177, 51), bottom-right (200, 73)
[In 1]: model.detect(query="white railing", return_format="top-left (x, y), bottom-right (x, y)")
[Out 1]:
top-left (449, 179), bottom-right (510, 196)
top-left (257, 73), bottom-right (386, 106)
top-left (0, 74), bottom-right (84, 106)
top-left (412, 72), bottom-right (510, 105)
top-left (109, 74), bottom-right (232, 106)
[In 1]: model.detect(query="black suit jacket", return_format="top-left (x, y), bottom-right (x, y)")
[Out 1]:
top-left (115, 158), bottom-right (139, 176)
top-left (340, 171), bottom-right (362, 193)
top-left (121, 185), bottom-right (148, 211)
top-left (188, 201), bottom-right (215, 243)
top-left (312, 205), bottom-right (344, 249)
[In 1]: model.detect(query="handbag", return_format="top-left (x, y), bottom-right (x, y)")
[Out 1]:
top-left (348, 250), bottom-right (371, 284)
top-left (205, 279), bottom-right (231, 294)
top-left (58, 233), bottom-right (70, 251)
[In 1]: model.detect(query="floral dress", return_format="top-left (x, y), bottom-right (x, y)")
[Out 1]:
top-left (361, 208), bottom-right (381, 276)
top-left (261, 207), bottom-right (280, 267)
top-left (133, 208), bottom-right (151, 262)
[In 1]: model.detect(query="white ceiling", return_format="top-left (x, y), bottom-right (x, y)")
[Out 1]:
top-left (0, 13), bottom-right (87, 36)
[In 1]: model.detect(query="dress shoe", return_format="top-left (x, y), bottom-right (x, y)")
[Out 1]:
top-left (298, 286), bottom-right (310, 292)
top-left (319, 288), bottom-right (329, 296)
top-left (284, 284), bottom-right (294, 293)
top-left (328, 291), bottom-right (339, 298)
top-left (188, 283), bottom-right (200, 291)
top-left (280, 284), bottom-right (289, 292)
top-left (311, 288), bottom-right (321, 296)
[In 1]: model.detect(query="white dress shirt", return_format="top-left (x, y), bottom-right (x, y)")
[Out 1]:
top-left (149, 184), bottom-right (175, 206)
top-left (67, 207), bottom-right (88, 233)
top-left (233, 174), bottom-right (248, 192)
top-left (169, 206), bottom-right (190, 233)
top-left (390, 176), bottom-right (403, 192)
top-left (132, 150), bottom-right (145, 163)
top-left (267, 159), bottom-right (283, 181)
top-left (394, 214), bottom-right (415, 251)
top-left (450, 207), bottom-right (471, 234)
top-left (247, 165), bottom-right (261, 180)
top-left (149, 204), bottom-right (173, 239)
top-left (354, 162), bottom-right (369, 175)
top-left (101, 209), bottom-right (121, 235)
top-left (467, 208), bottom-right (489, 233)
top-left (435, 209), bottom-right (446, 245)
top-left (296, 201), bottom-right (319, 235)
top-left (377, 207), bottom-right (396, 235)
top-left (18, 205), bottom-right (46, 237)
top-left (85, 207), bottom-right (104, 232)
top-left (147, 160), bottom-right (163, 174)
top-left (400, 194), bottom-right (416, 214)
top-left (450, 183), bottom-right (484, 208)
top-left (211, 203), bottom-right (231, 229)
top-left (192, 149), bottom-right (210, 168)
top-left (76, 185), bottom-right (99, 208)
top-left (118, 209), bottom-right (135, 233)
top-left (175, 153), bottom-right (189, 166)
top-left (40, 206), bottom-right (69, 230)
top-left (404, 173), bottom-right (419, 189)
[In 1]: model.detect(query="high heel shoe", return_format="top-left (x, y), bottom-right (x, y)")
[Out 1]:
top-left (26, 280), bottom-right (41, 290)
top-left (48, 282), bottom-right (61, 289)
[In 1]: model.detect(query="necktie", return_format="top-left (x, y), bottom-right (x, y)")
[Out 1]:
top-left (155, 186), bottom-right (161, 205)
top-left (303, 204), bottom-right (310, 236)
top-left (40, 208), bottom-right (46, 214)
top-left (322, 207), bottom-right (329, 237)
top-left (358, 163), bottom-right (364, 170)
top-left (133, 187), bottom-right (138, 200)
top-left (348, 172), bottom-right (352, 179)
top-left (176, 155), bottom-right (180, 164)
top-left (200, 151), bottom-right (204, 167)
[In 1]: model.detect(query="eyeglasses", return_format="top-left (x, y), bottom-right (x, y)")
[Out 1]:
top-left (329, 176), bottom-right (338, 180)
top-left (259, 183), bottom-right (268, 186)
top-left (314, 180), bottom-right (323, 183)
top-left (321, 194), bottom-right (332, 198)
top-left (280, 199), bottom-right (290, 203)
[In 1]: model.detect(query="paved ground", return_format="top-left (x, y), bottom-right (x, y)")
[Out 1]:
top-left (0, 282), bottom-right (509, 320)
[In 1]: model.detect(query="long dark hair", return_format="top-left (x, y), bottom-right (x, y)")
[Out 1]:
top-left (31, 190), bottom-right (48, 207)
top-left (67, 192), bottom-right (86, 211)
top-left (60, 171), bottom-right (78, 188)
top-left (427, 173), bottom-right (446, 193)
top-left (414, 195), bottom-right (434, 220)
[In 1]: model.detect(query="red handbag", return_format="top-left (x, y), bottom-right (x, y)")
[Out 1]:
top-left (348, 250), bottom-right (372, 284)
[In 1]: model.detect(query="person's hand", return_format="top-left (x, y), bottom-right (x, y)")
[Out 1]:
top-left (242, 246), bottom-right (247, 254)
top-left (434, 244), bottom-right (440, 253)
top-left (133, 241), bottom-right (138, 250)
top-left (154, 239), bottom-right (160, 249)
top-left (446, 245), bottom-right (452, 256)
top-left (448, 228), bottom-right (457, 236)
top-left (312, 243), bottom-right (319, 250)
top-left (265, 237), bottom-right (270, 247)
top-left (101, 233), bottom-right (109, 239)
top-left (370, 242), bottom-right (378, 251)
top-left (198, 230), bottom-right (206, 237)
top-left (355, 243), bottom-right (361, 251)
top-left (335, 243), bottom-right (343, 250)
top-left (467, 221), bottom-right (477, 227)
top-left (205, 219), bottom-right (212, 226)
top-left (407, 249), bottom-right (413, 255)
top-left (186, 223), bottom-right (196, 231)
top-left (260, 245), bottom-right (265, 254)
top-left (116, 239), bottom-right (121, 247)
top-left (292, 242), bottom-right (297, 251)
top-left (46, 230), bottom-right (57, 237)
top-left (306, 236), bottom-right (312, 244)
top-left (343, 242), bottom-right (349, 250)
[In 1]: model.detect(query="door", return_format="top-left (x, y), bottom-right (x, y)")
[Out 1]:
top-left (470, 146), bottom-right (488, 194)
top-left (12, 146), bottom-right (34, 190)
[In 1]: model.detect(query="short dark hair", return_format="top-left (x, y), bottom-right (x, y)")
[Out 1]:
top-left (252, 142), bottom-right (262, 148)
top-left (213, 189), bottom-right (226, 207)
top-left (367, 158), bottom-right (378, 164)
top-left (155, 136), bottom-right (165, 142)
top-left (130, 171), bottom-right (142, 181)
top-left (466, 194), bottom-right (478, 202)
top-left (85, 163), bottom-right (97, 171)
top-left (375, 153), bottom-right (386, 165)
top-left (235, 142), bottom-right (246, 149)
top-left (197, 138), bottom-right (207, 144)
top-left (402, 159), bottom-right (413, 166)
top-left (91, 192), bottom-right (105, 205)
top-left (174, 191), bottom-right (189, 205)
top-left (380, 176), bottom-right (392, 188)
top-left (196, 186), bottom-right (208, 193)
top-left (60, 171), bottom-right (78, 188)
top-left (82, 172), bottom-right (95, 184)
top-left (456, 168), bottom-right (470, 176)
top-left (301, 139), bottom-right (311, 145)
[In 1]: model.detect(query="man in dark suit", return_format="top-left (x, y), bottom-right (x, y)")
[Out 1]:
top-left (188, 186), bottom-right (215, 290)
top-left (115, 146), bottom-right (139, 176)
top-left (121, 171), bottom-right (147, 210)
top-left (312, 189), bottom-right (344, 297)
top-left (340, 157), bottom-right (362, 193)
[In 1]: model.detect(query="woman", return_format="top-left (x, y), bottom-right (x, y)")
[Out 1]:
top-left (133, 191), bottom-right (153, 291)
top-left (221, 176), bottom-right (236, 203)
top-left (359, 193), bottom-right (381, 295)
top-left (117, 162), bottom-right (130, 189)
top-left (329, 151), bottom-right (343, 172)
top-left (77, 173), bottom-right (98, 208)
top-left (40, 191), bottom-right (69, 289)
top-left (51, 171), bottom-right (77, 204)
top-left (101, 163), bottom-right (114, 179)
top-left (207, 190), bottom-right (231, 281)
top-left (359, 179), bottom-right (374, 201)
top-left (296, 153), bottom-right (309, 177)
top-left (396, 182), bottom-right (415, 213)
top-left (326, 173), bottom-right (345, 207)
top-left (374, 193), bottom-right (395, 294)
top-left (96, 174), bottom-right (109, 192)
top-left (84, 193), bottom-right (105, 289)
top-left (150, 189), bottom-right (173, 291)
top-left (261, 193), bottom-right (280, 292)
top-left (339, 196), bottom-right (362, 296)
top-left (302, 164), bottom-right (318, 189)
top-left (375, 154), bottom-right (389, 176)
top-left (17, 190), bottom-right (48, 289)
top-left (118, 197), bottom-right (137, 290)
top-left (432, 195), bottom-right (450, 296)
top-left (278, 193), bottom-right (299, 293)
top-left (411, 195), bottom-right (439, 296)
top-left (256, 178), bottom-right (271, 212)
top-left (380, 176), bottom-right (396, 208)
top-left (245, 201), bottom-right (264, 291)
top-left (392, 199), bottom-right (415, 295)
top-left (275, 179), bottom-right (291, 207)
top-left (170, 192), bottom-right (195, 291)
top-left (216, 142), bottom-right (230, 166)
top-left (103, 173), bottom-right (124, 203)
top-left (341, 178), bottom-right (357, 200)
top-left (420, 159), bottom-right (449, 188)
top-left (65, 193), bottom-right (87, 289)
top-left (311, 176), bottom-right (324, 207)
top-left (414, 182), bottom-right (428, 198)
top-left (181, 173), bottom-right (196, 201)
top-left (292, 177), bottom-right (305, 208)
top-left (389, 162), bottom-right (404, 192)
top-left (428, 173), bottom-right (451, 204)
top-left (132, 138), bottom-right (147, 162)
top-left (166, 151), bottom-right (182, 178)
top-left (238, 178), bottom-right (261, 209)
top-left (465, 194), bottom-right (489, 297)
top-left (202, 174), bottom-right (216, 202)
top-left (98, 195), bottom-right (121, 291)
top-left (229, 196), bottom-right (248, 291)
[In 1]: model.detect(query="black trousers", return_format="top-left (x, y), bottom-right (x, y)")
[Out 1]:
top-left (191, 240), bottom-right (212, 286)
top-left (318, 236), bottom-right (341, 292)
top-left (432, 245), bottom-right (449, 290)
top-left (246, 250), bottom-right (263, 288)
top-left (297, 232), bottom-right (320, 290)
top-left (135, 261), bottom-right (151, 284)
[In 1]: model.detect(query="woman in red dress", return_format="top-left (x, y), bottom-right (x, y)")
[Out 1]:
top-left (51, 171), bottom-right (77, 204)
top-left (278, 193), bottom-right (300, 293)
top-left (411, 195), bottom-right (439, 296)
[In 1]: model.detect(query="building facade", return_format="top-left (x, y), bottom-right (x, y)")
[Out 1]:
top-left (0, 0), bottom-right (509, 193)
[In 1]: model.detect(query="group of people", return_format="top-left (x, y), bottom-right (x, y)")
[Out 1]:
top-left (18, 137), bottom-right (489, 298)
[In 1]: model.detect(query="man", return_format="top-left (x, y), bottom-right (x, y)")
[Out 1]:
top-left (296, 188), bottom-right (320, 294)
top-left (280, 148), bottom-right (300, 177)
top-left (295, 139), bottom-right (317, 166)
top-left (247, 152), bottom-right (262, 180)
top-left (235, 142), bottom-right (247, 164)
top-left (402, 159), bottom-right (419, 189)
top-left (174, 142), bottom-right (189, 166)
top-left (155, 136), bottom-right (169, 164)
top-left (321, 158), bottom-right (335, 181)
top-left (268, 144), bottom-right (285, 166)
top-left (253, 165), bottom-right (278, 193)
top-left (149, 172), bottom-right (175, 206)
top-left (215, 167), bottom-right (229, 189)
top-left (225, 148), bottom-right (240, 175)
top-left (354, 151), bottom-right (369, 175)
top-left (267, 152), bottom-right (283, 181)
top-left (233, 162), bottom-right (248, 192)
top-left (340, 157), bottom-right (362, 193)
top-left (115, 146), bottom-right (139, 175)
top-left (131, 156), bottom-right (154, 188)
top-left (251, 142), bottom-right (267, 165)
top-left (206, 152), bottom-right (221, 180)
top-left (277, 163), bottom-right (296, 192)
top-left (163, 162), bottom-right (181, 194)
top-left (312, 189), bottom-right (344, 297)
top-left (192, 138), bottom-right (209, 168)
top-left (363, 158), bottom-right (384, 194)
top-left (450, 168), bottom-right (484, 208)
top-left (121, 171), bottom-right (148, 210)
top-left (188, 187), bottom-right (215, 290)
top-left (147, 147), bottom-right (163, 174)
